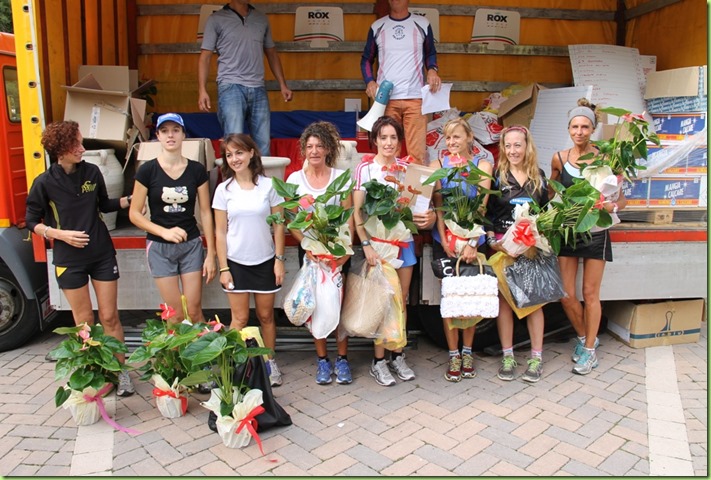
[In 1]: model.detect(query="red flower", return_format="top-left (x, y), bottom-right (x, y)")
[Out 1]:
top-left (449, 153), bottom-right (468, 167)
top-left (384, 175), bottom-right (399, 184)
top-left (298, 194), bottom-right (315, 210)
top-left (160, 303), bottom-right (176, 321)
top-left (397, 197), bottom-right (410, 206)
top-left (622, 112), bottom-right (645, 123)
top-left (593, 193), bottom-right (605, 210)
top-left (304, 212), bottom-right (313, 222)
top-left (460, 172), bottom-right (470, 178)
top-left (407, 185), bottom-right (422, 195)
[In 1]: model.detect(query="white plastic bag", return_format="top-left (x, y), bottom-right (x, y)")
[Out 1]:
top-left (467, 111), bottom-right (503, 145)
top-left (308, 263), bottom-right (343, 339)
top-left (283, 258), bottom-right (318, 326)
top-left (341, 261), bottom-right (394, 338)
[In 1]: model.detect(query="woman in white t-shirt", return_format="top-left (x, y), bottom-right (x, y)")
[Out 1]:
top-left (286, 121), bottom-right (355, 386)
top-left (212, 133), bottom-right (286, 387)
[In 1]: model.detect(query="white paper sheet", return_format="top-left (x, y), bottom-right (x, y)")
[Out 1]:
top-left (421, 83), bottom-right (452, 114)
top-left (568, 44), bottom-right (648, 121)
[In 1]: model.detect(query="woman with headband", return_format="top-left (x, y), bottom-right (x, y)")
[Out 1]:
top-left (485, 125), bottom-right (549, 383)
top-left (550, 98), bottom-right (627, 375)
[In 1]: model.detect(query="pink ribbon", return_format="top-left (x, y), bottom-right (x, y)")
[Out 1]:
top-left (153, 388), bottom-right (188, 415)
top-left (512, 220), bottom-right (536, 247)
top-left (236, 405), bottom-right (266, 455)
top-left (83, 383), bottom-right (142, 435)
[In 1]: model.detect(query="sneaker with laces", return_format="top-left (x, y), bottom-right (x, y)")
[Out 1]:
top-left (388, 354), bottom-right (415, 381)
top-left (444, 355), bottom-right (462, 382)
top-left (461, 352), bottom-right (477, 379)
top-left (370, 359), bottom-right (396, 386)
top-left (315, 358), bottom-right (333, 385)
top-left (116, 371), bottom-right (135, 397)
top-left (334, 358), bottom-right (353, 385)
top-left (572, 337), bottom-right (599, 363)
top-left (268, 359), bottom-right (283, 387)
top-left (572, 349), bottom-right (598, 375)
top-left (497, 355), bottom-right (517, 381)
top-left (521, 357), bottom-right (543, 383)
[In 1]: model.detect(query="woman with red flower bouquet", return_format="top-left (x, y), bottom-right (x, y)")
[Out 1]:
top-left (353, 116), bottom-right (435, 387)
top-left (431, 117), bottom-right (494, 383)
top-left (485, 126), bottom-right (549, 383)
top-left (550, 99), bottom-right (628, 375)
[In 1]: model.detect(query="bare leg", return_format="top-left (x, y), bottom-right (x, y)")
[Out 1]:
top-left (91, 279), bottom-right (125, 363)
top-left (496, 295), bottom-right (515, 349)
top-left (526, 308), bottom-right (545, 352)
top-left (153, 276), bottom-right (185, 324)
top-left (558, 256), bottom-right (585, 337)
top-left (226, 292), bottom-right (250, 330)
top-left (581, 258), bottom-right (606, 348)
top-left (179, 270), bottom-right (206, 323)
top-left (443, 317), bottom-right (460, 351)
top-left (254, 293), bottom-right (277, 355)
top-left (62, 285), bottom-right (95, 326)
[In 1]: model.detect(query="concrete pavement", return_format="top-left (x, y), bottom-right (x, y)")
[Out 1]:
top-left (0, 318), bottom-right (706, 476)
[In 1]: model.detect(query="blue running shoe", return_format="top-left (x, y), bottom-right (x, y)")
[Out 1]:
top-left (334, 358), bottom-right (353, 384)
top-left (572, 349), bottom-right (598, 375)
top-left (572, 337), bottom-right (599, 363)
top-left (315, 358), bottom-right (333, 385)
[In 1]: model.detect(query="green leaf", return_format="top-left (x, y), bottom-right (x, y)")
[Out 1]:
top-left (68, 369), bottom-right (94, 391)
top-left (271, 176), bottom-right (299, 199)
top-left (55, 386), bottom-right (70, 407)
top-left (599, 106), bottom-right (631, 117)
top-left (182, 336), bottom-right (227, 366)
top-left (180, 370), bottom-right (211, 387)
top-left (422, 168), bottom-right (449, 185)
top-left (575, 210), bottom-right (600, 233)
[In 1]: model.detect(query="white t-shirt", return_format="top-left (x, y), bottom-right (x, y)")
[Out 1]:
top-left (212, 175), bottom-right (283, 265)
top-left (285, 168), bottom-right (346, 206)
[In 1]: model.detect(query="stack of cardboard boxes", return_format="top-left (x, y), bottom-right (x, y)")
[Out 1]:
top-left (622, 66), bottom-right (707, 212)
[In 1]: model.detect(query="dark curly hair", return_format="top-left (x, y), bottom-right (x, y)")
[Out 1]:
top-left (368, 116), bottom-right (404, 150)
top-left (220, 133), bottom-right (265, 186)
top-left (299, 121), bottom-right (341, 168)
top-left (41, 121), bottom-right (81, 163)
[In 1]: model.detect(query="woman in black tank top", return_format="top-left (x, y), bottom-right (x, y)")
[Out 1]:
top-left (549, 100), bottom-right (628, 376)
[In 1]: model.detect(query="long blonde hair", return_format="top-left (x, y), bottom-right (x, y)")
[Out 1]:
top-left (497, 125), bottom-right (544, 194)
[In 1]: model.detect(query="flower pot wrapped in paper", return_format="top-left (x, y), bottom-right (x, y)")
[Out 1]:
top-left (500, 203), bottom-right (552, 257)
top-left (50, 323), bottom-right (132, 430)
top-left (61, 385), bottom-right (110, 425)
top-left (202, 387), bottom-right (265, 449)
top-left (267, 171), bottom-right (354, 338)
top-left (127, 301), bottom-right (204, 417)
top-left (152, 375), bottom-right (188, 418)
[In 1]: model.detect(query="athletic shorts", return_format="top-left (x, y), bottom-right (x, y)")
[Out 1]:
top-left (225, 257), bottom-right (280, 294)
top-left (55, 256), bottom-right (119, 290)
top-left (146, 237), bottom-right (204, 278)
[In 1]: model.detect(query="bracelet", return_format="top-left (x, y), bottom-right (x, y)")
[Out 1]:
top-left (612, 202), bottom-right (619, 214)
top-left (219, 267), bottom-right (230, 273)
top-left (43, 226), bottom-right (51, 239)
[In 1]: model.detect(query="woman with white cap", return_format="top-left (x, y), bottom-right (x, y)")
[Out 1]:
top-left (550, 99), bottom-right (627, 375)
top-left (129, 113), bottom-right (216, 325)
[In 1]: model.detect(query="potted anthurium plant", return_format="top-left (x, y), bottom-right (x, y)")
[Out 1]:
top-left (423, 154), bottom-right (498, 256)
top-left (127, 298), bottom-right (203, 418)
top-left (180, 320), bottom-right (271, 449)
top-left (266, 170), bottom-right (354, 338)
top-left (50, 323), bottom-right (130, 426)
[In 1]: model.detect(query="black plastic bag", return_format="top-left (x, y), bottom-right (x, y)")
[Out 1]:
top-left (208, 339), bottom-right (292, 433)
top-left (504, 252), bottom-right (565, 308)
top-left (431, 256), bottom-right (494, 279)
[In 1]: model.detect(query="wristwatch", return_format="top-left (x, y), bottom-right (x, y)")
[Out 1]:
top-left (275, 254), bottom-right (286, 262)
top-left (612, 203), bottom-right (619, 214)
top-left (361, 240), bottom-right (371, 247)
top-left (486, 236), bottom-right (497, 246)
top-left (467, 238), bottom-right (479, 247)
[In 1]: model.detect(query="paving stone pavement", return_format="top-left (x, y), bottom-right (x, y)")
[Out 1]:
top-left (0, 319), bottom-right (706, 476)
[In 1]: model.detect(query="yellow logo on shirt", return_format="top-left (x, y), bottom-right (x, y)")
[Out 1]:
top-left (81, 181), bottom-right (97, 193)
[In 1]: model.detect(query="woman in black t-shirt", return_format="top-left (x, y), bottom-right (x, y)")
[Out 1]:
top-left (485, 126), bottom-right (549, 384)
top-left (25, 120), bottom-right (135, 396)
top-left (129, 113), bottom-right (216, 324)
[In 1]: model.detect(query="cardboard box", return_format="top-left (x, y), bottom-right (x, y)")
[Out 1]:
top-left (646, 145), bottom-right (707, 175)
top-left (645, 66), bottom-right (707, 114)
top-left (621, 177), bottom-right (650, 207)
top-left (652, 113), bottom-right (707, 141)
top-left (648, 175), bottom-right (704, 207)
top-left (63, 66), bottom-right (150, 145)
top-left (605, 299), bottom-right (705, 348)
top-left (497, 83), bottom-right (546, 128)
top-left (400, 163), bottom-right (437, 214)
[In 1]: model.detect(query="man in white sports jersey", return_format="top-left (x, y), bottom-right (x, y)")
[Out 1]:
top-left (360, 0), bottom-right (442, 164)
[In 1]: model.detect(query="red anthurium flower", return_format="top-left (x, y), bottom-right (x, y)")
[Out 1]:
top-left (593, 193), bottom-right (605, 210)
top-left (460, 172), bottom-right (470, 178)
top-left (384, 175), bottom-right (399, 184)
top-left (622, 112), bottom-right (645, 123)
top-left (407, 185), bottom-right (422, 195)
top-left (397, 197), bottom-right (410, 206)
top-left (160, 303), bottom-right (176, 320)
top-left (449, 153), bottom-right (468, 167)
top-left (298, 194), bottom-right (315, 210)
top-left (304, 212), bottom-right (313, 222)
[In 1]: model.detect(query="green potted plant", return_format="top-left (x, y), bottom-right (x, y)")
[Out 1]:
top-left (127, 299), bottom-right (203, 418)
top-left (180, 323), bottom-right (271, 448)
top-left (50, 323), bottom-right (128, 426)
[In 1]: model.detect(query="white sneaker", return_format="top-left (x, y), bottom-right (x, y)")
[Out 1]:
top-left (388, 354), bottom-right (415, 381)
top-left (268, 359), bottom-right (283, 387)
top-left (116, 371), bottom-right (135, 397)
top-left (369, 359), bottom-right (396, 386)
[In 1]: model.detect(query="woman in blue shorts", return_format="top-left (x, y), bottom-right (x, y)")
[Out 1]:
top-left (353, 116), bottom-right (435, 386)
top-left (129, 113), bottom-right (216, 324)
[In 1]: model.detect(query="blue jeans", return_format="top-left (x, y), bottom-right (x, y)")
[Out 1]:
top-left (217, 83), bottom-right (271, 156)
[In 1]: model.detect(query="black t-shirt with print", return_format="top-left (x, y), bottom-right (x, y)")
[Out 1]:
top-left (485, 168), bottom-right (549, 235)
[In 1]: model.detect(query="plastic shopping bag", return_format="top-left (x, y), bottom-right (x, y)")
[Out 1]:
top-left (283, 258), bottom-right (318, 326)
top-left (504, 251), bottom-right (566, 309)
top-left (340, 260), bottom-right (394, 338)
top-left (489, 252), bottom-right (543, 319)
top-left (308, 263), bottom-right (343, 339)
top-left (374, 262), bottom-right (407, 351)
